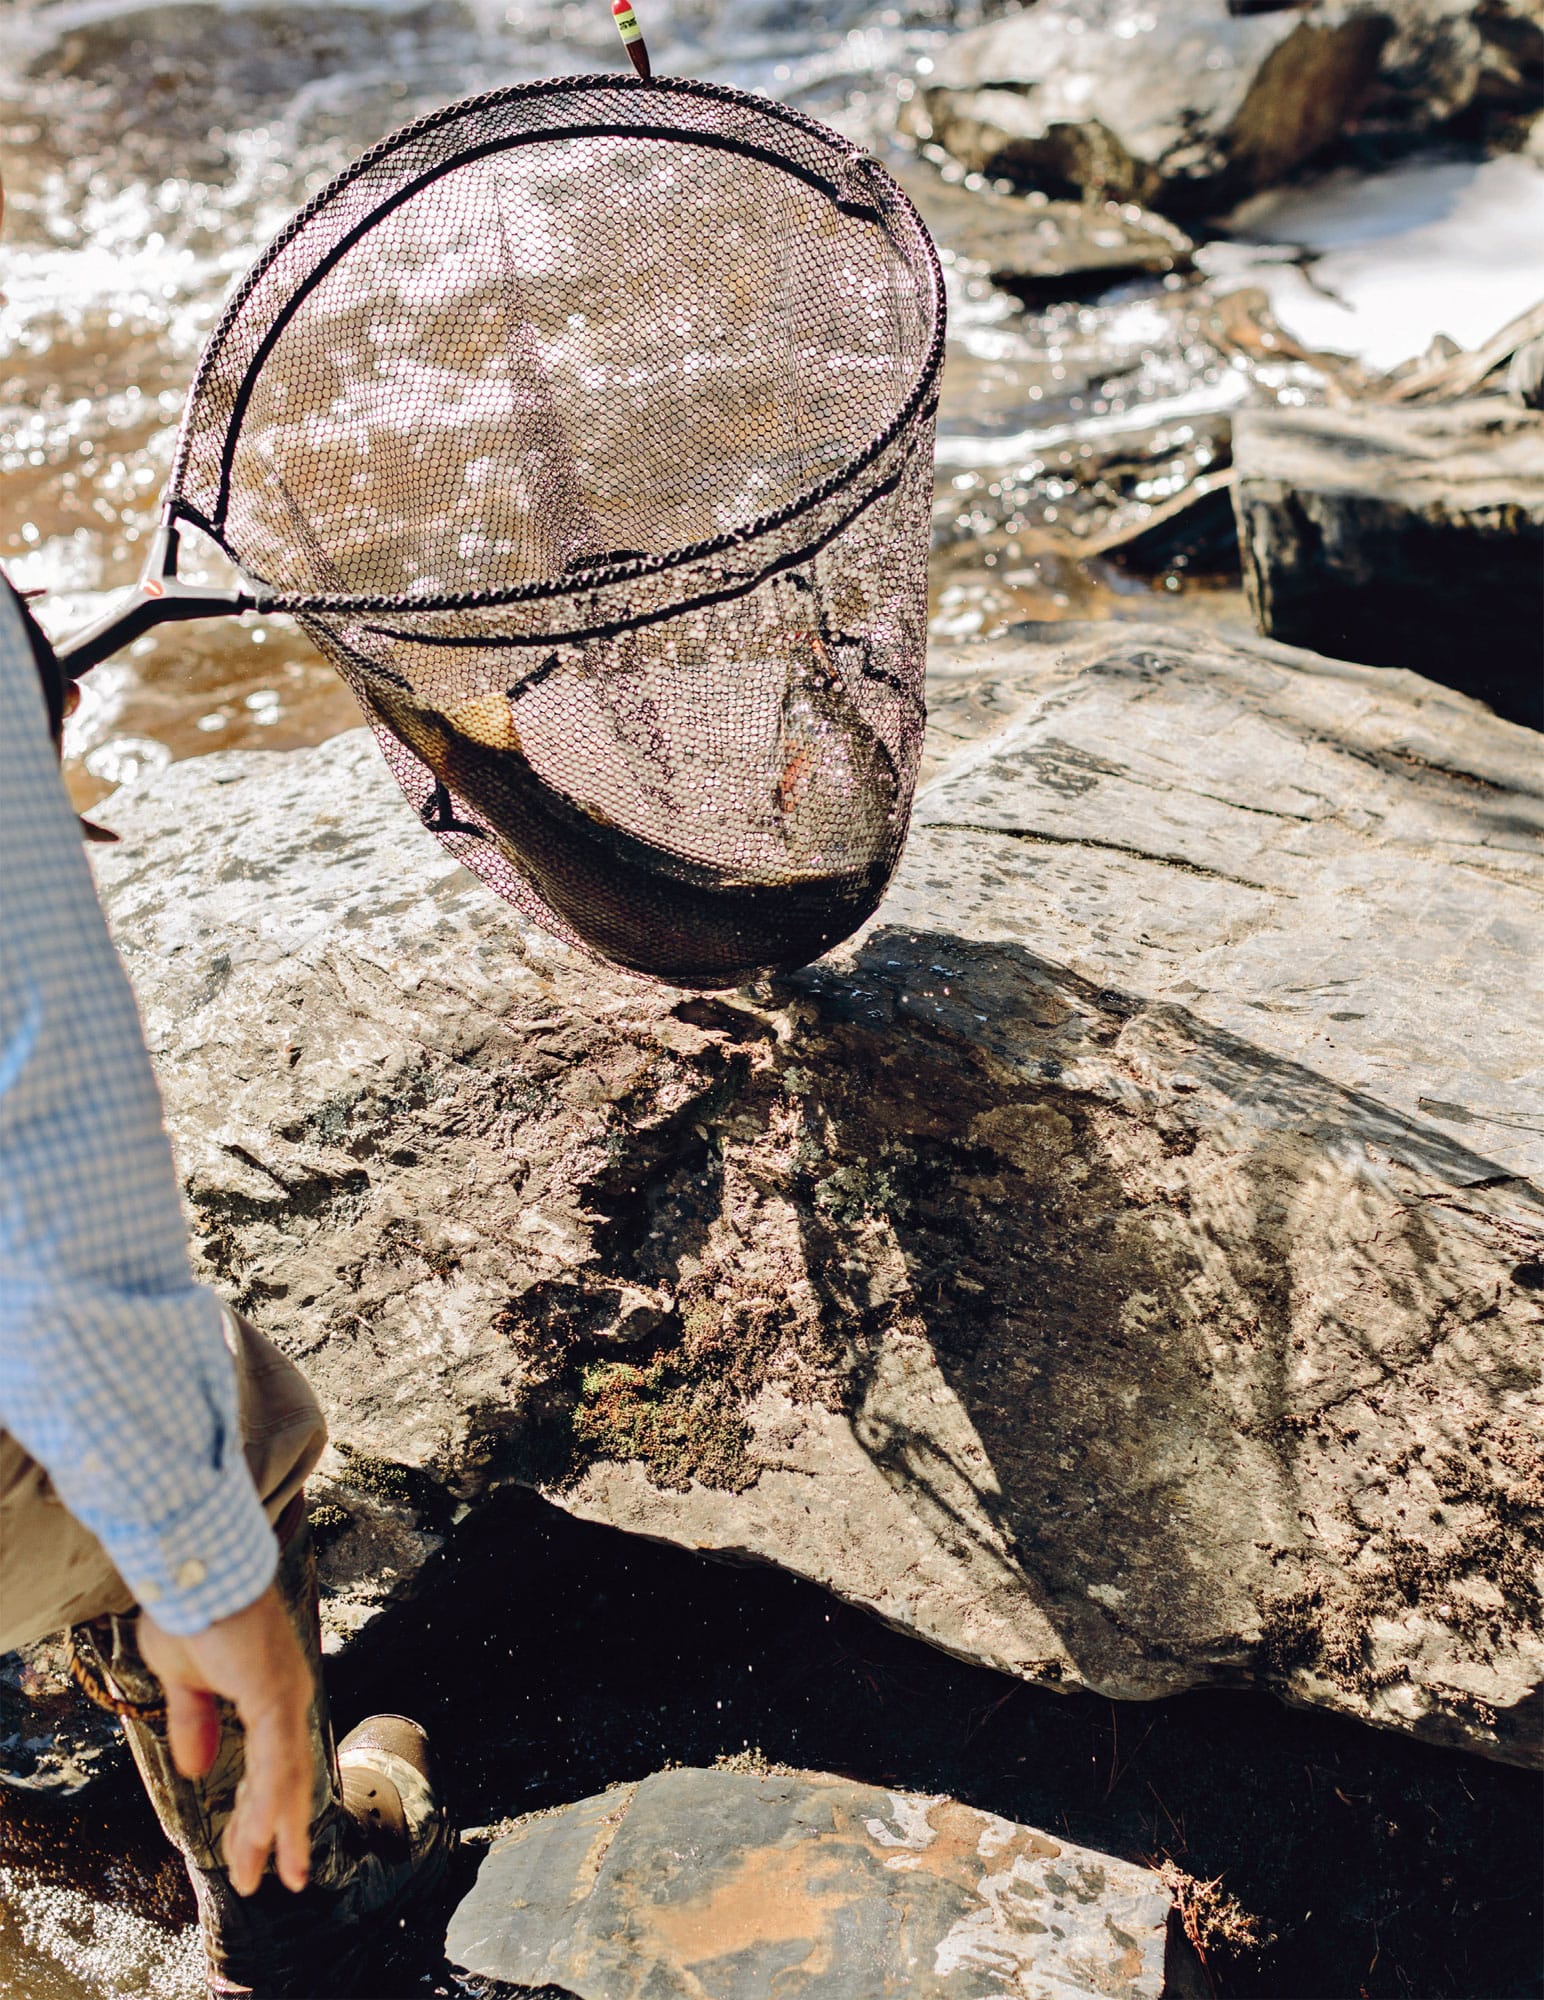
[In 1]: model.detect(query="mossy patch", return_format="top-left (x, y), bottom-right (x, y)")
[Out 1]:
top-left (330, 1442), bottom-right (451, 1528)
top-left (297, 1058), bottom-right (454, 1150)
top-left (812, 1161), bottom-right (903, 1227)
top-left (571, 1355), bottom-right (752, 1494)
top-left (508, 1009), bottom-right (1113, 1497)
top-left (305, 1499), bottom-right (353, 1554)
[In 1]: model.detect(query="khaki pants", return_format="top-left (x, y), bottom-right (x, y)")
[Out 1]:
top-left (0, 1311), bottom-right (328, 1655)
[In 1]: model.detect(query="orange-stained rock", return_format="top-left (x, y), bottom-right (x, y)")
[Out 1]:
top-left (446, 1767), bottom-right (1177, 1998)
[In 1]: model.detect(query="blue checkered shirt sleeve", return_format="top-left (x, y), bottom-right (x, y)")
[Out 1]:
top-left (0, 590), bottom-right (277, 1635)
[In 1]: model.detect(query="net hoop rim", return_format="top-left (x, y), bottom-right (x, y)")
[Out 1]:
top-left (167, 72), bottom-right (946, 617)
top-left (333, 443), bottom-right (911, 651)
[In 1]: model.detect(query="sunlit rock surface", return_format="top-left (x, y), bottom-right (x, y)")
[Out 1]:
top-left (1233, 399), bottom-right (1544, 727)
top-left (897, 0), bottom-right (1391, 214)
top-left (82, 626), bottom-right (1544, 1765)
top-left (445, 1767), bottom-right (1179, 1999)
top-left (893, 160), bottom-right (1195, 299)
top-left (902, 0), bottom-right (1540, 209)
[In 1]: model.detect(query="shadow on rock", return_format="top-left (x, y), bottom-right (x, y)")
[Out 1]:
top-left (520, 923), bottom-right (1540, 1766)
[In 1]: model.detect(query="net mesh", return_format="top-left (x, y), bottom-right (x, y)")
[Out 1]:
top-left (168, 77), bottom-right (944, 988)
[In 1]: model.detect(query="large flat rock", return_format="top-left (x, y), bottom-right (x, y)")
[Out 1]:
top-left (84, 623), bottom-right (1544, 1765)
top-left (897, 0), bottom-right (1390, 215)
top-left (446, 1767), bottom-right (1178, 1998)
top-left (1233, 399), bottom-right (1544, 728)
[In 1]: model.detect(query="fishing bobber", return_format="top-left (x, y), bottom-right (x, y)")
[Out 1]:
top-left (613, 0), bottom-right (651, 77)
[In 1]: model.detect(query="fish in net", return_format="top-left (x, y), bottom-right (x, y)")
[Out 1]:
top-left (57, 76), bottom-right (946, 989)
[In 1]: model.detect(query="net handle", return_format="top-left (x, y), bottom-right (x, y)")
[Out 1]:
top-left (53, 522), bottom-right (265, 679)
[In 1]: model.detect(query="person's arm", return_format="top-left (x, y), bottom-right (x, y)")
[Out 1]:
top-left (0, 589), bottom-right (277, 1630)
top-left (0, 586), bottom-right (311, 1891)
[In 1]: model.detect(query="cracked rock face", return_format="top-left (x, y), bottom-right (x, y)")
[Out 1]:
top-left (445, 1767), bottom-right (1177, 1999)
top-left (82, 623), bottom-right (1544, 1766)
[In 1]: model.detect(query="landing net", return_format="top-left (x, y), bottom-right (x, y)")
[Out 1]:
top-left (168, 78), bottom-right (945, 987)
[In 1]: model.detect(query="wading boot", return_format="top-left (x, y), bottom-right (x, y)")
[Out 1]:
top-left (68, 1497), bottom-right (451, 1998)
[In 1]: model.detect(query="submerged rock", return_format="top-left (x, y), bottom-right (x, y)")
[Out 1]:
top-left (897, 0), bottom-right (1391, 214)
top-left (445, 1766), bottom-right (1179, 1999)
top-left (893, 160), bottom-right (1194, 299)
top-left (76, 625), bottom-right (1544, 1767)
top-left (1232, 399), bottom-right (1544, 727)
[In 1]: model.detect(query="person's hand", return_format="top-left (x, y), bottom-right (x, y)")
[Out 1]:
top-left (137, 1584), bottom-right (316, 1895)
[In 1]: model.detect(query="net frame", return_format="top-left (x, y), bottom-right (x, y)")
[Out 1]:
top-left (166, 77), bottom-right (945, 631)
top-left (70, 77), bottom-right (947, 989)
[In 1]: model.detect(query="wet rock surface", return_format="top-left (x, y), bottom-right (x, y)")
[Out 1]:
top-left (1232, 399), bottom-right (1544, 727)
top-left (445, 1766), bottom-right (1178, 1998)
top-left (68, 625), bottom-right (1544, 1771)
top-left (898, 0), bottom-right (1392, 213)
top-left (901, 0), bottom-right (1540, 207)
top-left (1367, 0), bottom-right (1544, 134)
top-left (0, 1641), bottom-right (125, 1797)
top-left (894, 162), bottom-right (1195, 299)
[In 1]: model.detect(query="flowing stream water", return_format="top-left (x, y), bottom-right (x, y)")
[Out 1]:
top-left (5, 0), bottom-right (1538, 820)
top-left (0, 0), bottom-right (1304, 822)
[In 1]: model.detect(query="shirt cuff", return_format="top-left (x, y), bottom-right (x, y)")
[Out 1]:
top-left (101, 1450), bottom-right (280, 1636)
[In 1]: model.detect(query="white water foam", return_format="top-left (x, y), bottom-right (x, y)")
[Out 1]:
top-left (1209, 153), bottom-right (1544, 372)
